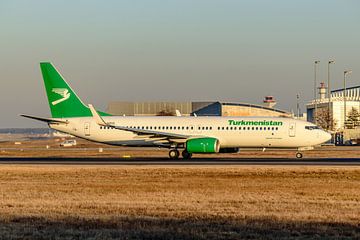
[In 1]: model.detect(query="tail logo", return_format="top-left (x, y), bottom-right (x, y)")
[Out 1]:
top-left (51, 88), bottom-right (71, 105)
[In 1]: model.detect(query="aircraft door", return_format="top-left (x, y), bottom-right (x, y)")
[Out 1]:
top-left (84, 122), bottom-right (91, 136)
top-left (289, 122), bottom-right (296, 137)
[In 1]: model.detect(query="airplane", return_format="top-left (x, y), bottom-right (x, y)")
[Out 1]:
top-left (21, 62), bottom-right (331, 159)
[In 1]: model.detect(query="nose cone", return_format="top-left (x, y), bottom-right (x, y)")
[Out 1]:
top-left (320, 130), bottom-right (331, 144)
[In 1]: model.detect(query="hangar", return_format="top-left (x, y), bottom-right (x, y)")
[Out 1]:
top-left (107, 100), bottom-right (291, 117)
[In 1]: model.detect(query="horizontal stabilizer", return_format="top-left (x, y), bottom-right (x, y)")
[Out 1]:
top-left (20, 114), bottom-right (68, 124)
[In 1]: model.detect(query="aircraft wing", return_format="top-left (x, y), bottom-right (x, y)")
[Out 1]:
top-left (88, 104), bottom-right (192, 144)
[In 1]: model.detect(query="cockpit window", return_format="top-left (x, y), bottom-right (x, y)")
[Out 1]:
top-left (305, 126), bottom-right (320, 130)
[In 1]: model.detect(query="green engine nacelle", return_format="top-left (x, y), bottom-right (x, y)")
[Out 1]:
top-left (186, 138), bottom-right (220, 153)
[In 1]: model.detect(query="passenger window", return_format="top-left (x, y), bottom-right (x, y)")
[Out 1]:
top-left (256, 127), bottom-right (258, 130)
top-left (186, 127), bottom-right (189, 130)
top-left (247, 127), bottom-right (250, 130)
top-left (230, 127), bottom-right (233, 130)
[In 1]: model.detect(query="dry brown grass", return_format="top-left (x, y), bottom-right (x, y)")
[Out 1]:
top-left (0, 166), bottom-right (359, 239)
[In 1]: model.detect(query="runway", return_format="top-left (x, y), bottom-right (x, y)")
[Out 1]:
top-left (0, 157), bottom-right (360, 166)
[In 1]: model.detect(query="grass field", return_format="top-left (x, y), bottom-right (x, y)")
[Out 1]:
top-left (0, 166), bottom-right (359, 239)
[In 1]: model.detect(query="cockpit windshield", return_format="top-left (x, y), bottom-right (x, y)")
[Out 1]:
top-left (305, 126), bottom-right (320, 130)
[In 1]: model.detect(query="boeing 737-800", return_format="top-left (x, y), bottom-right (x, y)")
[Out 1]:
top-left (22, 63), bottom-right (331, 159)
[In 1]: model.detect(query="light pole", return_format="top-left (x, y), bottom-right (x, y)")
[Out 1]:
top-left (328, 60), bottom-right (335, 130)
top-left (343, 70), bottom-right (352, 129)
top-left (314, 60), bottom-right (320, 124)
top-left (296, 94), bottom-right (300, 118)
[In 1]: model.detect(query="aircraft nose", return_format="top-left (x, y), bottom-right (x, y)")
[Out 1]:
top-left (321, 131), bottom-right (331, 143)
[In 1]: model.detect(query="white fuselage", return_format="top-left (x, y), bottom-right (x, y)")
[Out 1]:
top-left (50, 116), bottom-right (331, 149)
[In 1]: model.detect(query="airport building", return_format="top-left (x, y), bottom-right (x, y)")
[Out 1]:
top-left (107, 97), bottom-right (292, 117)
top-left (306, 83), bottom-right (360, 131)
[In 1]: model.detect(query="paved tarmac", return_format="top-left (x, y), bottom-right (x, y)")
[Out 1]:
top-left (0, 157), bottom-right (360, 166)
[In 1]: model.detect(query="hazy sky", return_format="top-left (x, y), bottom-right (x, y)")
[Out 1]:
top-left (1, 0), bottom-right (359, 127)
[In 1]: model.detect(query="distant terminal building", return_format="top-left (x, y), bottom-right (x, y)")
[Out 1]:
top-left (107, 99), bottom-right (291, 117)
top-left (306, 83), bottom-right (360, 131)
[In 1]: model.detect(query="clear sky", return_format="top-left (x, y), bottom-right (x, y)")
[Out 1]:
top-left (0, 0), bottom-right (359, 127)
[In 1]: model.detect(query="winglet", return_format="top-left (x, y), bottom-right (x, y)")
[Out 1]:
top-left (88, 104), bottom-right (107, 126)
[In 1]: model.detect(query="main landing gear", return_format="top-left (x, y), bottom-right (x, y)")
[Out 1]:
top-left (168, 149), bottom-right (192, 159)
top-left (169, 149), bottom-right (179, 159)
top-left (295, 152), bottom-right (303, 159)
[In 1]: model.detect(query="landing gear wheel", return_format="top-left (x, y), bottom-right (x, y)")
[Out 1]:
top-left (182, 150), bottom-right (192, 159)
top-left (296, 152), bottom-right (303, 159)
top-left (169, 149), bottom-right (180, 159)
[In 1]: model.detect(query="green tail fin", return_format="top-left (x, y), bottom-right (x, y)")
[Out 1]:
top-left (40, 62), bottom-right (111, 118)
